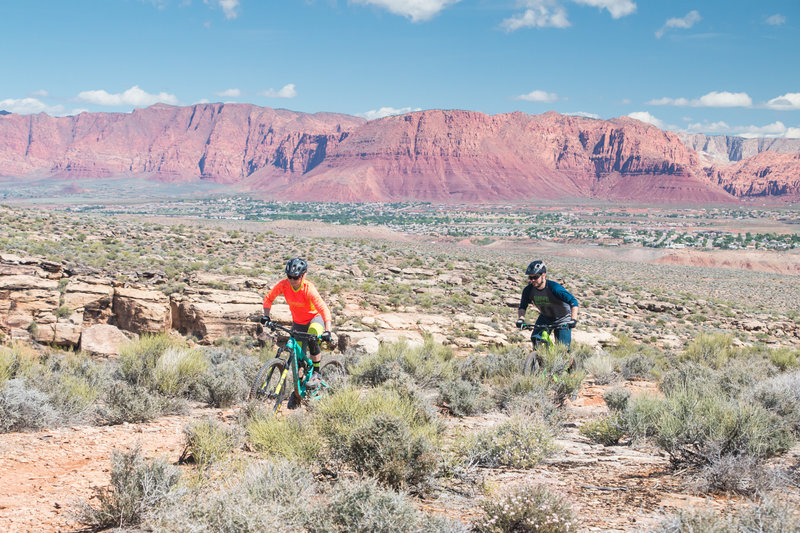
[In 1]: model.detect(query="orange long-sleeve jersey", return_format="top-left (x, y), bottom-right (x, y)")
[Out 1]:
top-left (263, 278), bottom-right (331, 325)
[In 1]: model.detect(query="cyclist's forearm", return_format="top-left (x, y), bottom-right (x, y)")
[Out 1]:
top-left (517, 308), bottom-right (526, 320)
top-left (571, 307), bottom-right (578, 320)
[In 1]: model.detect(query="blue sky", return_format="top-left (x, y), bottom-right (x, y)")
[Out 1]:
top-left (1, 0), bottom-right (798, 138)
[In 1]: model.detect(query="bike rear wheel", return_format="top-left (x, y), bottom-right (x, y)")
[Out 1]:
top-left (319, 357), bottom-right (347, 387)
top-left (249, 358), bottom-right (287, 405)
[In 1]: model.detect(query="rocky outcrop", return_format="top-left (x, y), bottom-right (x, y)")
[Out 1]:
top-left (170, 288), bottom-right (261, 343)
top-left (2, 105), bottom-right (798, 202)
top-left (710, 152), bottom-right (800, 197)
top-left (678, 133), bottom-right (800, 163)
top-left (0, 255), bottom-right (268, 350)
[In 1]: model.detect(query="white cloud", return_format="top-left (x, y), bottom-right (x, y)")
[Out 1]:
top-left (0, 97), bottom-right (64, 115)
top-left (735, 121), bottom-right (790, 138)
top-left (686, 120), bottom-right (800, 139)
top-left (501, 0), bottom-right (635, 31)
top-left (515, 90), bottom-right (559, 103)
top-left (627, 111), bottom-right (665, 129)
top-left (565, 111), bottom-right (600, 118)
top-left (76, 85), bottom-right (179, 107)
top-left (259, 84), bottom-right (297, 99)
top-left (647, 96), bottom-right (690, 106)
top-left (765, 92), bottom-right (800, 110)
top-left (765, 14), bottom-right (786, 26)
top-left (647, 91), bottom-right (752, 108)
top-left (216, 88), bottom-right (241, 98)
top-left (502, 0), bottom-right (570, 31)
top-left (697, 91), bottom-right (752, 107)
top-left (655, 10), bottom-right (700, 39)
top-left (203, 0), bottom-right (239, 19)
top-left (351, 0), bottom-right (460, 22)
top-left (31, 89), bottom-right (49, 98)
top-left (686, 121), bottom-right (731, 133)
top-left (360, 106), bottom-right (422, 120)
top-left (572, 0), bottom-right (635, 19)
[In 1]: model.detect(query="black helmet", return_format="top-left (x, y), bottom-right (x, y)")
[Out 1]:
top-left (285, 258), bottom-right (308, 278)
top-left (525, 260), bottom-right (546, 276)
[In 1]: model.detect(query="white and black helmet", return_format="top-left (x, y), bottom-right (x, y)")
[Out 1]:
top-left (525, 260), bottom-right (546, 276)
top-left (285, 258), bottom-right (308, 278)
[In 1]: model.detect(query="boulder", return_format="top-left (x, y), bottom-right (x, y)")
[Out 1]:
top-left (80, 324), bottom-right (132, 357)
top-left (112, 287), bottom-right (171, 333)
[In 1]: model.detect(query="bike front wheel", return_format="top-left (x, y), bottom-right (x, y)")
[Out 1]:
top-left (249, 358), bottom-right (287, 405)
top-left (522, 352), bottom-right (541, 376)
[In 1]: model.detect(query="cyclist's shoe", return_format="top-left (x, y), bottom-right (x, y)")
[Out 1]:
top-left (306, 373), bottom-right (321, 389)
top-left (287, 393), bottom-right (301, 410)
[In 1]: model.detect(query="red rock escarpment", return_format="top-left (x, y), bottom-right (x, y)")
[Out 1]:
top-left (1, 105), bottom-right (798, 202)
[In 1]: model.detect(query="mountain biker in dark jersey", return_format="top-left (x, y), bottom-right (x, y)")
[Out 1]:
top-left (516, 260), bottom-right (579, 350)
top-left (262, 258), bottom-right (332, 388)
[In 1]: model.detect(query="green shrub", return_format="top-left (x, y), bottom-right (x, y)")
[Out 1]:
top-left (583, 354), bottom-right (618, 384)
top-left (181, 417), bottom-right (242, 469)
top-left (437, 378), bottom-right (494, 417)
top-left (0, 379), bottom-right (59, 432)
top-left (351, 337), bottom-right (455, 388)
top-left (464, 415), bottom-right (558, 469)
top-left (458, 346), bottom-right (525, 382)
top-left (749, 370), bottom-right (800, 433)
top-left (474, 483), bottom-right (577, 533)
top-left (344, 413), bottom-right (438, 491)
top-left (307, 478), bottom-right (432, 533)
top-left (154, 346), bottom-right (208, 397)
top-left (246, 411), bottom-right (322, 464)
top-left (146, 459), bottom-right (313, 532)
top-left (652, 387), bottom-right (794, 466)
top-left (659, 362), bottom-right (719, 397)
top-left (693, 454), bottom-right (778, 495)
top-left (313, 387), bottom-right (441, 450)
top-left (117, 333), bottom-right (181, 388)
top-left (680, 332), bottom-right (736, 369)
top-left (580, 414), bottom-right (625, 446)
top-left (0, 342), bottom-right (41, 383)
top-left (649, 499), bottom-right (800, 533)
top-left (620, 352), bottom-right (659, 379)
top-left (622, 393), bottom-right (663, 443)
top-left (603, 387), bottom-right (631, 412)
top-left (202, 360), bottom-right (248, 408)
top-left (769, 347), bottom-right (799, 371)
top-left (78, 446), bottom-right (180, 530)
top-left (100, 381), bottom-right (183, 425)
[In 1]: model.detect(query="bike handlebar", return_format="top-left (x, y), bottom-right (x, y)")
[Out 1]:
top-left (519, 320), bottom-right (576, 331)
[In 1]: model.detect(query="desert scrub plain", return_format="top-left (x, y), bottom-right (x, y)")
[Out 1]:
top-left (0, 205), bottom-right (799, 532)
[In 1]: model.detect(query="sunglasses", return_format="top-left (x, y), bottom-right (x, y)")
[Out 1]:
top-left (287, 275), bottom-right (301, 280)
top-left (528, 274), bottom-right (542, 280)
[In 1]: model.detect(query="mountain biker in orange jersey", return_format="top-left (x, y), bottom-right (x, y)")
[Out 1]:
top-left (263, 258), bottom-right (332, 388)
top-left (516, 260), bottom-right (579, 350)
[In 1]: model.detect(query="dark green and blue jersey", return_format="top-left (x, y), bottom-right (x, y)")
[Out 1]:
top-left (519, 280), bottom-right (578, 324)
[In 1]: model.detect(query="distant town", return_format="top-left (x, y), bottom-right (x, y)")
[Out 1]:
top-left (62, 197), bottom-right (800, 251)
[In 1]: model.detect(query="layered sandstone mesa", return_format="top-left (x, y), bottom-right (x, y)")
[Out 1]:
top-left (711, 152), bottom-right (800, 197)
top-left (1, 104), bottom-right (799, 202)
top-left (0, 103), bottom-right (364, 182)
top-left (282, 110), bottom-right (733, 203)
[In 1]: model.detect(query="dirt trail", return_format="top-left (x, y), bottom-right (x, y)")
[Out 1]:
top-left (0, 413), bottom-right (200, 532)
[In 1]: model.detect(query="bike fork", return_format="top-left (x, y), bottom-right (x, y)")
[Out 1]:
top-left (272, 368), bottom-right (290, 414)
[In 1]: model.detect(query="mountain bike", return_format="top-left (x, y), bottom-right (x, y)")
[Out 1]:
top-left (518, 321), bottom-right (576, 376)
top-left (249, 320), bottom-right (346, 414)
